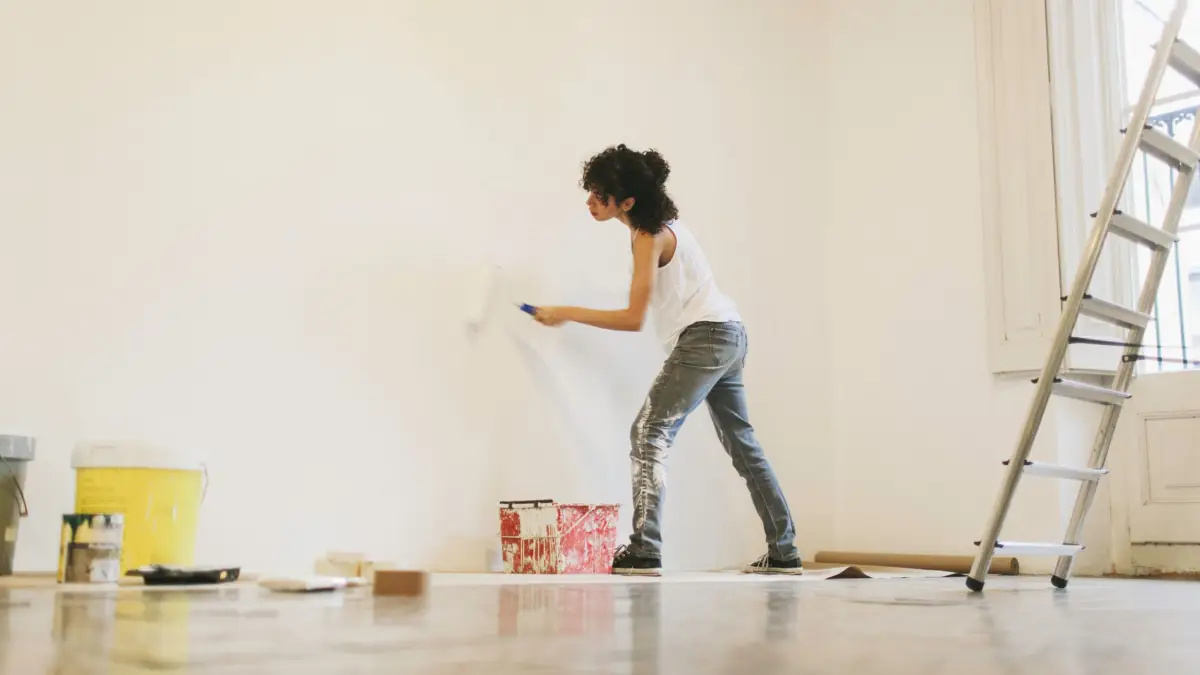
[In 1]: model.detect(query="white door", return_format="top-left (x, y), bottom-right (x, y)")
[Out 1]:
top-left (1110, 372), bottom-right (1200, 574)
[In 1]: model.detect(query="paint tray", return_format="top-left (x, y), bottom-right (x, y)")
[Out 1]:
top-left (126, 565), bottom-right (241, 585)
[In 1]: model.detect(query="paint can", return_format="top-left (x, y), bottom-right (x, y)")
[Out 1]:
top-left (0, 434), bottom-right (35, 576)
top-left (499, 500), bottom-right (620, 574)
top-left (72, 442), bottom-right (204, 574)
top-left (57, 514), bottom-right (124, 583)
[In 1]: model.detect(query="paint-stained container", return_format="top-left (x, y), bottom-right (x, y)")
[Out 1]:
top-left (72, 442), bottom-right (203, 574)
top-left (58, 514), bottom-right (124, 583)
top-left (0, 434), bottom-right (35, 576)
top-left (499, 500), bottom-right (619, 574)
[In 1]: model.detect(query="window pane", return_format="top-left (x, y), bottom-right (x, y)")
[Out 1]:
top-left (1122, 2), bottom-right (1200, 372)
top-left (1129, 108), bottom-right (1198, 372)
top-left (1123, 1), bottom-right (1200, 106)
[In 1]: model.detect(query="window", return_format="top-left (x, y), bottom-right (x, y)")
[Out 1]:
top-left (978, 0), bottom-right (1155, 374)
top-left (1121, 1), bottom-right (1200, 371)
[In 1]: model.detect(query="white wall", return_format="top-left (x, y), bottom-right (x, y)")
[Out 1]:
top-left (2, 0), bottom-right (1110, 578)
top-left (0, 0), bottom-right (832, 573)
top-left (826, 0), bottom-right (1113, 575)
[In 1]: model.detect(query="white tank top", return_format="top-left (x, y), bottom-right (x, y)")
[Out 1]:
top-left (646, 221), bottom-right (741, 350)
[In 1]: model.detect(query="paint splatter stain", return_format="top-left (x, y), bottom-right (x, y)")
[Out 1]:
top-left (499, 502), bottom-right (620, 574)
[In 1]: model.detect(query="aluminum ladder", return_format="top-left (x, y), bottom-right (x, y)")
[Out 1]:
top-left (967, 0), bottom-right (1200, 592)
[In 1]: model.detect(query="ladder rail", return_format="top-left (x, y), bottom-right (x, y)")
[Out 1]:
top-left (1051, 110), bottom-right (1200, 584)
top-left (967, 0), bottom-right (1192, 589)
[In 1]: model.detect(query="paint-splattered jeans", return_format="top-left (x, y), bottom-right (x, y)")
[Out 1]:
top-left (628, 320), bottom-right (799, 561)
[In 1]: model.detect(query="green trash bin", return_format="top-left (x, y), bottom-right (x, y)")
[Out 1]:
top-left (0, 435), bottom-right (35, 576)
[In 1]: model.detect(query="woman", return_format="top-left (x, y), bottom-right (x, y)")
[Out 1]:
top-left (532, 144), bottom-right (801, 576)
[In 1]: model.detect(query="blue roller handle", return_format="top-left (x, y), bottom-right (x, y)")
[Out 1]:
top-left (518, 303), bottom-right (538, 316)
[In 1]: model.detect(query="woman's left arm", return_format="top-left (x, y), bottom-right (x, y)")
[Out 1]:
top-left (535, 232), bottom-right (658, 331)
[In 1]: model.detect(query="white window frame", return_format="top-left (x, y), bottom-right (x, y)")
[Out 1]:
top-left (977, 0), bottom-right (1138, 374)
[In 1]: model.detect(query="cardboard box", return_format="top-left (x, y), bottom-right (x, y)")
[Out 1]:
top-left (373, 570), bottom-right (427, 597)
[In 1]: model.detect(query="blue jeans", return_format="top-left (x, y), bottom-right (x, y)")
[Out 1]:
top-left (628, 321), bottom-right (799, 561)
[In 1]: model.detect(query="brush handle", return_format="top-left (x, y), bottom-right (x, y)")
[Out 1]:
top-left (517, 303), bottom-right (537, 316)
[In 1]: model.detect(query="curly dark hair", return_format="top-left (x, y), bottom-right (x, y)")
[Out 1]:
top-left (580, 144), bottom-right (678, 235)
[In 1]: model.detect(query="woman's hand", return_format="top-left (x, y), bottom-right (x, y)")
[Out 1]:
top-left (534, 306), bottom-right (571, 327)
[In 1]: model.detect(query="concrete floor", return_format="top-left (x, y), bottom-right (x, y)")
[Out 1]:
top-left (0, 573), bottom-right (1196, 673)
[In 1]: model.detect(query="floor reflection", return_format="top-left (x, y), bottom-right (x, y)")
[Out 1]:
top-left (0, 575), bottom-right (1196, 673)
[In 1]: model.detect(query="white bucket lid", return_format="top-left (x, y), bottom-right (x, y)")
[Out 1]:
top-left (71, 441), bottom-right (204, 471)
top-left (0, 435), bottom-right (35, 461)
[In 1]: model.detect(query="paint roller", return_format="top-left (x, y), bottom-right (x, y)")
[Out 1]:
top-left (464, 263), bottom-right (538, 331)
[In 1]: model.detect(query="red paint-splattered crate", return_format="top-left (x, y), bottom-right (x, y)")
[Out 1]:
top-left (499, 500), bottom-right (620, 574)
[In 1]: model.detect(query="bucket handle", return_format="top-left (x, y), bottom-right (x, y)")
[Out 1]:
top-left (0, 456), bottom-right (28, 518)
top-left (200, 463), bottom-right (209, 504)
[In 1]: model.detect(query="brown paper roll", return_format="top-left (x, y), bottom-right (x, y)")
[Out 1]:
top-left (812, 551), bottom-right (1019, 576)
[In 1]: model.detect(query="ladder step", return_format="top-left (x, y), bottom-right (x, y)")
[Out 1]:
top-left (1106, 211), bottom-right (1178, 250)
top-left (1138, 126), bottom-right (1200, 171)
top-left (1169, 39), bottom-right (1200, 87)
top-left (1036, 377), bottom-right (1132, 405)
top-left (1003, 459), bottom-right (1109, 481)
top-left (976, 541), bottom-right (1083, 557)
top-left (1079, 296), bottom-right (1153, 330)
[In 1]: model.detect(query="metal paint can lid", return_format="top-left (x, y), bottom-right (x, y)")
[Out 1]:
top-left (0, 435), bottom-right (36, 462)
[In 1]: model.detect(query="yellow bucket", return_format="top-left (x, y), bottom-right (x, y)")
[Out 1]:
top-left (71, 443), bottom-right (205, 574)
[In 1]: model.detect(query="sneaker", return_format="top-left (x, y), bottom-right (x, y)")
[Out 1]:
top-left (743, 554), bottom-right (803, 575)
top-left (611, 545), bottom-right (661, 577)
